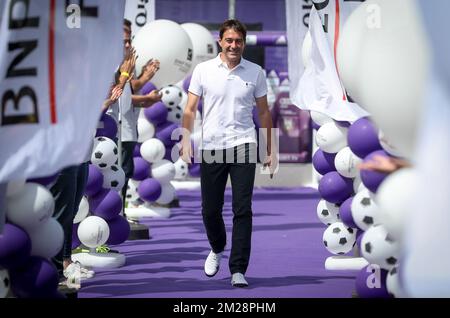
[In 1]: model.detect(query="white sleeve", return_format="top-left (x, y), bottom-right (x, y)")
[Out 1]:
top-left (188, 64), bottom-right (203, 97)
top-left (254, 68), bottom-right (268, 98)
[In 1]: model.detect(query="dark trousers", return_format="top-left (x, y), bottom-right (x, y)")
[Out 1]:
top-left (51, 162), bottom-right (89, 275)
top-left (201, 144), bottom-right (256, 275)
top-left (120, 141), bottom-right (136, 209)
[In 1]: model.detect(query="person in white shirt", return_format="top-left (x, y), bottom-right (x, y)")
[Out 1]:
top-left (181, 19), bottom-right (275, 287)
top-left (107, 19), bottom-right (162, 207)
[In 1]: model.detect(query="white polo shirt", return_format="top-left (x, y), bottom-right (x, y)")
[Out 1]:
top-left (189, 54), bottom-right (267, 150)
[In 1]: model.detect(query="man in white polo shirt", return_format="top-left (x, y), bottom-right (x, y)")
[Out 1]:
top-left (181, 19), bottom-right (275, 287)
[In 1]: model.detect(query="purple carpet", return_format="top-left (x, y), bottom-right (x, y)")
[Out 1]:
top-left (79, 187), bottom-right (357, 298)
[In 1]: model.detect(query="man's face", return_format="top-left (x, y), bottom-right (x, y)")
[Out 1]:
top-left (123, 27), bottom-right (131, 56)
top-left (219, 28), bottom-right (245, 63)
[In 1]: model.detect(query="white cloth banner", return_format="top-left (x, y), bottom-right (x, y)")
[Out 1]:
top-left (124, 0), bottom-right (155, 38)
top-left (292, 5), bottom-right (369, 122)
top-left (286, 0), bottom-right (313, 101)
top-left (0, 0), bottom-right (125, 183)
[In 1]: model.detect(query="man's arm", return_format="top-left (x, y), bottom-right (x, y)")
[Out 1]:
top-left (180, 92), bottom-right (200, 163)
top-left (131, 89), bottom-right (162, 108)
top-left (256, 95), bottom-right (276, 178)
top-left (131, 59), bottom-right (160, 92)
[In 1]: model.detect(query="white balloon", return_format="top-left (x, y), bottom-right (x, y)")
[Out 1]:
top-left (137, 118), bottom-right (155, 143)
top-left (156, 183), bottom-right (176, 205)
top-left (0, 268), bottom-right (10, 298)
top-left (353, 174), bottom-right (365, 193)
top-left (181, 22), bottom-right (218, 72)
top-left (102, 165), bottom-right (125, 191)
top-left (174, 158), bottom-right (188, 180)
top-left (91, 137), bottom-right (118, 170)
top-left (322, 222), bottom-right (357, 255)
top-left (361, 224), bottom-right (400, 270)
top-left (74, 196), bottom-right (89, 224)
top-left (386, 266), bottom-right (407, 298)
top-left (316, 199), bottom-right (340, 225)
top-left (6, 179), bottom-right (26, 197)
top-left (337, 2), bottom-right (368, 103)
top-left (140, 138), bottom-right (166, 163)
top-left (310, 111), bottom-right (333, 127)
top-left (126, 179), bottom-right (141, 203)
top-left (334, 147), bottom-right (362, 178)
top-left (316, 122), bottom-right (348, 153)
top-left (179, 90), bottom-right (188, 110)
top-left (376, 168), bottom-right (418, 241)
top-left (167, 105), bottom-right (184, 124)
top-left (378, 129), bottom-right (405, 157)
top-left (301, 31), bottom-right (313, 68)
top-left (134, 20), bottom-right (193, 88)
top-left (6, 183), bottom-right (54, 231)
top-left (151, 159), bottom-right (176, 184)
top-left (161, 85), bottom-right (183, 107)
top-left (351, 188), bottom-right (380, 231)
top-left (28, 218), bottom-right (64, 259)
top-left (77, 216), bottom-right (110, 248)
top-left (339, 0), bottom-right (430, 158)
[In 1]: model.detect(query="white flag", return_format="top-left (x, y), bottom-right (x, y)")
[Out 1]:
top-left (0, 0), bottom-right (125, 183)
top-left (292, 6), bottom-right (369, 121)
top-left (286, 0), bottom-right (313, 101)
top-left (124, 0), bottom-right (155, 38)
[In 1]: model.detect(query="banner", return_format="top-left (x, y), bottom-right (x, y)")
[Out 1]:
top-left (0, 0), bottom-right (125, 183)
top-left (124, 0), bottom-right (155, 38)
top-left (286, 0), bottom-right (313, 101)
top-left (291, 6), bottom-right (369, 122)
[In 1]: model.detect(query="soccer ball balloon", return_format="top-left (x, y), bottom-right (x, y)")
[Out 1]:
top-left (323, 222), bottom-right (357, 255)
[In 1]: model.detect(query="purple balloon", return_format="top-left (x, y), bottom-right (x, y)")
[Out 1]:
top-left (312, 150), bottom-right (336, 175)
top-left (156, 123), bottom-right (179, 147)
top-left (88, 189), bottom-right (122, 220)
top-left (9, 256), bottom-right (59, 298)
top-left (28, 173), bottom-right (59, 187)
top-left (144, 102), bottom-right (168, 125)
top-left (96, 113), bottom-right (118, 139)
top-left (348, 118), bottom-right (382, 159)
top-left (140, 81), bottom-right (157, 95)
top-left (318, 172), bottom-right (353, 204)
top-left (133, 143), bottom-right (142, 158)
top-left (355, 265), bottom-right (390, 298)
top-left (360, 150), bottom-right (390, 193)
top-left (339, 197), bottom-right (358, 228)
top-left (188, 163), bottom-right (201, 178)
top-left (138, 178), bottom-right (162, 202)
top-left (106, 216), bottom-right (131, 245)
top-left (71, 223), bottom-right (81, 249)
top-left (0, 223), bottom-right (32, 270)
top-left (133, 157), bottom-right (151, 181)
top-left (85, 165), bottom-right (104, 197)
top-left (182, 75), bottom-right (192, 93)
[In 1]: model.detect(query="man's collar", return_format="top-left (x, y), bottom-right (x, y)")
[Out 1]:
top-left (216, 53), bottom-right (246, 69)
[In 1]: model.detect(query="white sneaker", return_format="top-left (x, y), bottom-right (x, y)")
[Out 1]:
top-left (204, 250), bottom-right (223, 277)
top-left (63, 261), bottom-right (95, 281)
top-left (231, 273), bottom-right (248, 288)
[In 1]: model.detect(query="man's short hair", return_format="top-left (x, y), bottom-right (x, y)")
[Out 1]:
top-left (124, 18), bottom-right (132, 33)
top-left (219, 19), bottom-right (247, 41)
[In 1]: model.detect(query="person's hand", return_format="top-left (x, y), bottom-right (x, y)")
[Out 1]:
top-left (358, 155), bottom-right (410, 174)
top-left (120, 47), bottom-right (137, 78)
top-left (143, 89), bottom-right (162, 107)
top-left (179, 141), bottom-right (192, 164)
top-left (102, 84), bottom-right (123, 111)
top-left (262, 153), bottom-right (277, 179)
top-left (140, 59), bottom-right (160, 81)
